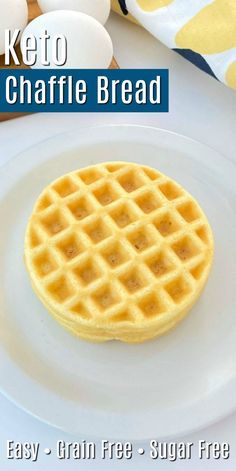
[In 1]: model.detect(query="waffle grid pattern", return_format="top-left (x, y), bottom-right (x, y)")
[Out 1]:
top-left (25, 162), bottom-right (213, 333)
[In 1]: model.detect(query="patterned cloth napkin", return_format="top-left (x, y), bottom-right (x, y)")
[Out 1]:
top-left (112, 0), bottom-right (236, 90)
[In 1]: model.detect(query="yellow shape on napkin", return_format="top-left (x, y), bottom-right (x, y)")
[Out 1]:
top-left (176, 0), bottom-right (236, 54)
top-left (226, 62), bottom-right (236, 90)
top-left (137, 0), bottom-right (173, 11)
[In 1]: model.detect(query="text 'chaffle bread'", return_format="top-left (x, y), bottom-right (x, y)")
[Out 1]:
top-left (24, 162), bottom-right (214, 343)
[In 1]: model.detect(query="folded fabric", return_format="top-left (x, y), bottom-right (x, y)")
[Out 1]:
top-left (112, 0), bottom-right (236, 90)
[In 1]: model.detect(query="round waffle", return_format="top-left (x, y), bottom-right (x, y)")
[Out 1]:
top-left (24, 162), bottom-right (214, 343)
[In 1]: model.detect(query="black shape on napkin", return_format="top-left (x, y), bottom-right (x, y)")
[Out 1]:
top-left (173, 49), bottom-right (217, 80)
top-left (118, 0), bottom-right (128, 15)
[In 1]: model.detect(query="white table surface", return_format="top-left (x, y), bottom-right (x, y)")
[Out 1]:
top-left (0, 12), bottom-right (236, 471)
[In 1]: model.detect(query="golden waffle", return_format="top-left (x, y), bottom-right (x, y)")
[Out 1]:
top-left (24, 162), bottom-right (214, 343)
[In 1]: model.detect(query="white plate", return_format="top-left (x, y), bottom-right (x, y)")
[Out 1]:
top-left (0, 125), bottom-right (235, 440)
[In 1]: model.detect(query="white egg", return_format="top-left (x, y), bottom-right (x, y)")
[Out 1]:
top-left (21, 10), bottom-right (113, 69)
top-left (0, 0), bottom-right (28, 55)
top-left (37, 0), bottom-right (110, 25)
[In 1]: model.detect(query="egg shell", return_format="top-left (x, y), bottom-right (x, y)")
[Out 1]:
top-left (38, 0), bottom-right (110, 25)
top-left (21, 10), bottom-right (113, 69)
top-left (0, 0), bottom-right (28, 55)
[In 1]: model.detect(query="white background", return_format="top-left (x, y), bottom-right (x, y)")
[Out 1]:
top-left (0, 11), bottom-right (236, 471)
